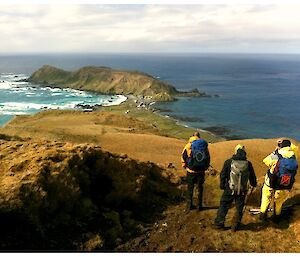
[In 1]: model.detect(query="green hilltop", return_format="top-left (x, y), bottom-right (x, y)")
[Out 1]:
top-left (29, 65), bottom-right (202, 101)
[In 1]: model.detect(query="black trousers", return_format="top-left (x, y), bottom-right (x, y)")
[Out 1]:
top-left (186, 171), bottom-right (205, 208)
top-left (215, 190), bottom-right (246, 227)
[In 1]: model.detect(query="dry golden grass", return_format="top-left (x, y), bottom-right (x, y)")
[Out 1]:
top-left (1, 108), bottom-right (300, 252)
top-left (2, 109), bottom-right (297, 180)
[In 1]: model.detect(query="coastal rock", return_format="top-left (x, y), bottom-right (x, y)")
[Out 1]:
top-left (75, 103), bottom-right (102, 111)
top-left (175, 88), bottom-right (209, 98)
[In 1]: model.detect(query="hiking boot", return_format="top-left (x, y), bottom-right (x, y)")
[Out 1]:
top-left (272, 214), bottom-right (281, 224)
top-left (197, 205), bottom-right (203, 211)
top-left (213, 224), bottom-right (225, 230)
top-left (185, 204), bottom-right (196, 213)
top-left (258, 212), bottom-right (267, 221)
top-left (231, 222), bottom-right (240, 232)
top-left (190, 204), bottom-right (197, 210)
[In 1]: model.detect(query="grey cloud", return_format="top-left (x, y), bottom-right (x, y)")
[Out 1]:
top-left (1, 4), bottom-right (300, 54)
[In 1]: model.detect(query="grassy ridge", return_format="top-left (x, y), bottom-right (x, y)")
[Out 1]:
top-left (29, 65), bottom-right (187, 101)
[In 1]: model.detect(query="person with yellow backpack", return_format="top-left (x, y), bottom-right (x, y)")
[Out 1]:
top-left (181, 132), bottom-right (210, 212)
top-left (259, 139), bottom-right (298, 223)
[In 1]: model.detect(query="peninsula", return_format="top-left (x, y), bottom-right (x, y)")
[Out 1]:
top-left (29, 65), bottom-right (203, 101)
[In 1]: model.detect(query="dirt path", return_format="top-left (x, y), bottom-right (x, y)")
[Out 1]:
top-left (118, 192), bottom-right (300, 252)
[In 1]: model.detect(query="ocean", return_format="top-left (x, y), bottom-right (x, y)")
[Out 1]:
top-left (0, 70), bottom-right (127, 126)
top-left (0, 53), bottom-right (299, 140)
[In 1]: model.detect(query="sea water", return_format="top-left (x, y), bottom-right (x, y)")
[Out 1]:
top-left (0, 53), bottom-right (299, 140)
top-left (0, 72), bottom-right (127, 126)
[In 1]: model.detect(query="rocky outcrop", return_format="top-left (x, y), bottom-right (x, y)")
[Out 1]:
top-left (29, 65), bottom-right (203, 101)
top-left (0, 136), bottom-right (181, 250)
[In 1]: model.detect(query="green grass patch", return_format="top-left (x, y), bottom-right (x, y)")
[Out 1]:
top-left (105, 101), bottom-right (222, 143)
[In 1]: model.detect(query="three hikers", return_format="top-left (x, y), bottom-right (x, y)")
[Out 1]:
top-left (181, 132), bottom-right (210, 212)
top-left (259, 139), bottom-right (298, 223)
top-left (214, 144), bottom-right (257, 231)
top-left (181, 133), bottom-right (298, 230)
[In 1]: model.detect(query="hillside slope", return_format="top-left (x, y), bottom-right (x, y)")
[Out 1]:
top-left (1, 109), bottom-right (300, 252)
top-left (29, 65), bottom-right (202, 101)
top-left (0, 135), bottom-right (182, 250)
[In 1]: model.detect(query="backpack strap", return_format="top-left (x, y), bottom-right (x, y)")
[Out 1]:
top-left (275, 150), bottom-right (283, 159)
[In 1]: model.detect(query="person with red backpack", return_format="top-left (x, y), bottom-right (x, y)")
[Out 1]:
top-left (214, 144), bottom-right (257, 231)
top-left (259, 139), bottom-right (298, 223)
top-left (181, 132), bottom-right (210, 212)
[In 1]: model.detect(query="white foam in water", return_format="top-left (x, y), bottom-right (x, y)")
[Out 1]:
top-left (12, 81), bottom-right (29, 85)
top-left (0, 82), bottom-right (14, 89)
top-left (48, 87), bottom-right (62, 92)
top-left (102, 95), bottom-right (128, 106)
top-left (1, 111), bottom-right (28, 115)
top-left (1, 102), bottom-right (51, 110)
top-left (0, 73), bottom-right (15, 78)
top-left (0, 73), bottom-right (128, 120)
top-left (0, 101), bottom-right (84, 113)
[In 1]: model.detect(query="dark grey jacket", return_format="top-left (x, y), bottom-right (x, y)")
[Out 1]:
top-left (220, 149), bottom-right (257, 192)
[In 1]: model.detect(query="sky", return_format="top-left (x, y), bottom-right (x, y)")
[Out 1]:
top-left (1, 3), bottom-right (300, 54)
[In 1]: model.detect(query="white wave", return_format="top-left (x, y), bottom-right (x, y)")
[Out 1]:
top-left (0, 73), bottom-right (128, 115)
top-left (38, 86), bottom-right (86, 97)
top-left (48, 87), bottom-right (63, 92)
top-left (102, 95), bottom-right (127, 106)
top-left (13, 74), bottom-right (28, 79)
top-left (0, 74), bottom-right (28, 82)
top-left (1, 102), bottom-right (50, 110)
top-left (0, 82), bottom-right (14, 89)
top-left (12, 81), bottom-right (29, 85)
top-left (0, 102), bottom-right (80, 112)
top-left (0, 73), bottom-right (14, 78)
top-left (0, 81), bottom-right (29, 90)
top-left (0, 110), bottom-right (28, 115)
top-left (62, 88), bottom-right (89, 97)
top-left (73, 91), bottom-right (89, 97)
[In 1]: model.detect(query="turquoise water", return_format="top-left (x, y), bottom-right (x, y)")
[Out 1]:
top-left (0, 72), bottom-right (126, 126)
top-left (0, 54), bottom-right (299, 140)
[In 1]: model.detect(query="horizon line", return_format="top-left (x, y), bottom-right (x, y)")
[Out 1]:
top-left (1, 52), bottom-right (300, 56)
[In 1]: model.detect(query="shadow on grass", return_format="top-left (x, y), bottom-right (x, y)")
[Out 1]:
top-left (0, 146), bottom-right (182, 251)
top-left (240, 203), bottom-right (294, 232)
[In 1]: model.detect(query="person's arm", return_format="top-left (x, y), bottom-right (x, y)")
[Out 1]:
top-left (206, 150), bottom-right (211, 167)
top-left (220, 159), bottom-right (230, 190)
top-left (248, 161), bottom-right (257, 187)
top-left (181, 143), bottom-right (190, 168)
top-left (263, 153), bottom-right (274, 168)
top-left (263, 152), bottom-right (279, 174)
top-left (291, 143), bottom-right (299, 160)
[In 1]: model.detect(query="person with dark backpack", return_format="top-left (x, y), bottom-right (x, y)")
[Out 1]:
top-left (259, 139), bottom-right (298, 223)
top-left (181, 132), bottom-right (210, 212)
top-left (214, 144), bottom-right (257, 231)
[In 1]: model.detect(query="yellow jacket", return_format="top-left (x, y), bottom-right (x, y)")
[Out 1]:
top-left (263, 144), bottom-right (298, 187)
top-left (181, 135), bottom-right (200, 173)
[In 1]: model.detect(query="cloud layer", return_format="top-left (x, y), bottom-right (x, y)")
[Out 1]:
top-left (1, 4), bottom-right (300, 53)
